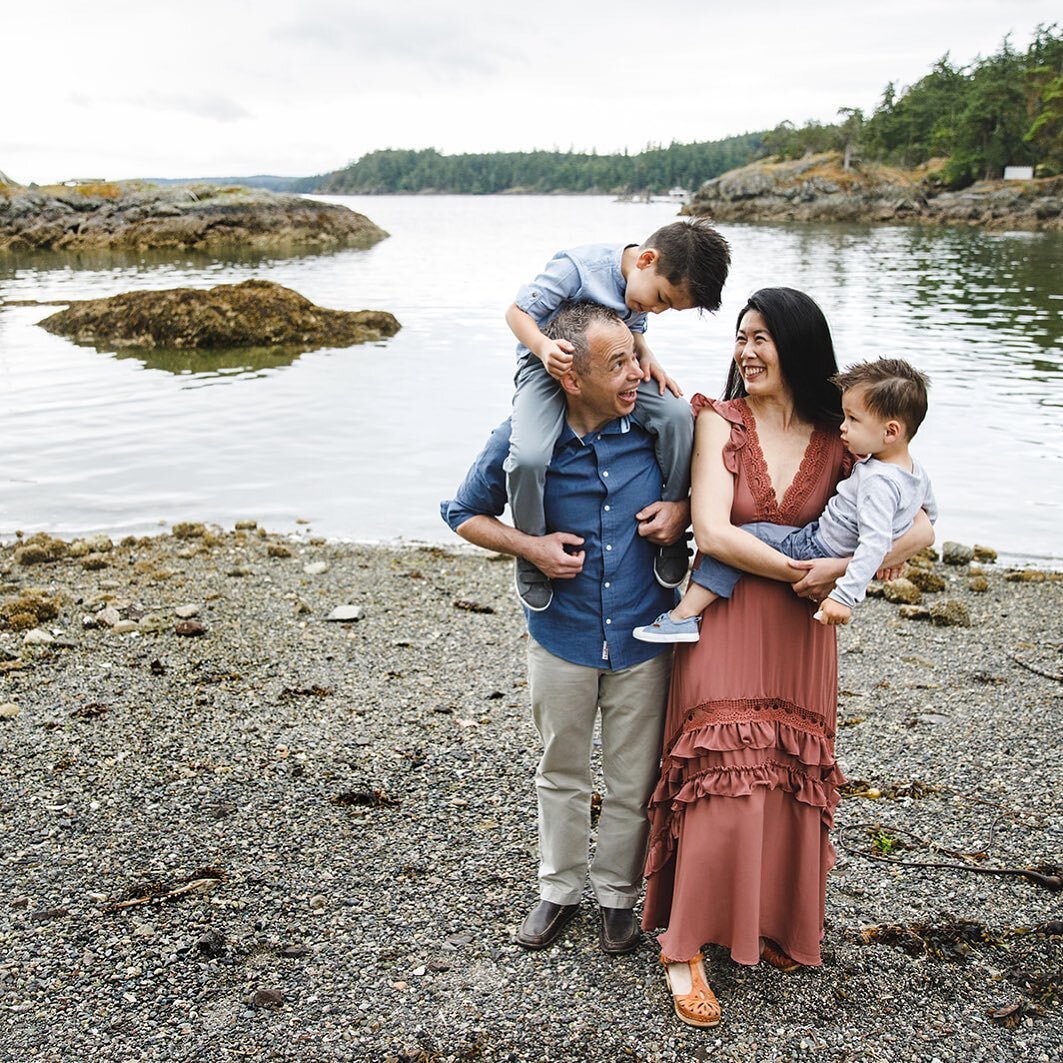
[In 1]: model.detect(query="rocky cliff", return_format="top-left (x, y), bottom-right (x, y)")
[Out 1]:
top-left (685, 153), bottom-right (1062, 231)
top-left (0, 182), bottom-right (388, 253)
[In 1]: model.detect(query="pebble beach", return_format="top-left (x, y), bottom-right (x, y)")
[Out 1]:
top-left (1, 526), bottom-right (1060, 1063)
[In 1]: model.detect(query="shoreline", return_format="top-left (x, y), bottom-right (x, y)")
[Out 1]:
top-left (2, 527), bottom-right (1060, 1060)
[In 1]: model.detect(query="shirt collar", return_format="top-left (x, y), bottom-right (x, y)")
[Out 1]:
top-left (557, 415), bottom-right (633, 451)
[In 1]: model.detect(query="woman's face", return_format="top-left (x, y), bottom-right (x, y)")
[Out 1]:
top-left (734, 310), bottom-right (785, 397)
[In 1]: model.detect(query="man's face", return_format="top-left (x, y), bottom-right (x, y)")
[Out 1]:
top-left (572, 321), bottom-right (644, 424)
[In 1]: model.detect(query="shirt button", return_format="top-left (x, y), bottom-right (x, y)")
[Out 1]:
top-left (604, 581), bottom-right (611, 588)
top-left (602, 470), bottom-right (609, 478)
top-left (606, 544), bottom-right (612, 551)
top-left (604, 504), bottom-right (610, 512)
top-left (606, 618), bottom-right (612, 625)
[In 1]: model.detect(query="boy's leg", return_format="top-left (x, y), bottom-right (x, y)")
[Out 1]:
top-left (633, 382), bottom-right (694, 588)
top-left (690, 522), bottom-right (806, 598)
top-left (505, 359), bottom-right (567, 610)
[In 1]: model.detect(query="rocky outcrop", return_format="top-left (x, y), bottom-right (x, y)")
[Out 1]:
top-left (38, 279), bottom-right (400, 351)
top-left (685, 153), bottom-right (1062, 231)
top-left (0, 182), bottom-right (388, 253)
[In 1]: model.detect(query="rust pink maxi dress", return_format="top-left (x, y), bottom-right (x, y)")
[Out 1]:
top-left (642, 396), bottom-right (850, 967)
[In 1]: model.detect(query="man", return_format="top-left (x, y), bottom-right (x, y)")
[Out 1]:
top-left (440, 301), bottom-right (690, 953)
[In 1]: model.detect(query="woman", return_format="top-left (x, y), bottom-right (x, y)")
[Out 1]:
top-left (641, 288), bottom-right (931, 1028)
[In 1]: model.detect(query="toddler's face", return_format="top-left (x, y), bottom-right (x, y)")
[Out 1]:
top-left (839, 386), bottom-right (892, 457)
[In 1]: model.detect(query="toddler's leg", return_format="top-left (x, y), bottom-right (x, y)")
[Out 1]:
top-left (633, 382), bottom-right (694, 588)
top-left (505, 362), bottom-right (567, 611)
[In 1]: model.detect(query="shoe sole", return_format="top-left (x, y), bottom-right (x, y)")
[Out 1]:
top-left (600, 933), bottom-right (641, 955)
top-left (513, 567), bottom-right (552, 612)
top-left (653, 570), bottom-right (687, 589)
top-left (633, 629), bottom-right (699, 643)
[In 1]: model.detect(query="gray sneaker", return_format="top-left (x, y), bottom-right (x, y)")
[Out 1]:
top-left (515, 558), bottom-right (553, 612)
top-left (654, 538), bottom-right (691, 588)
top-left (633, 612), bottom-right (700, 643)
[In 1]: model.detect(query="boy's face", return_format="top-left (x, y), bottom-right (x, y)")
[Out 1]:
top-left (625, 250), bottom-right (696, 315)
top-left (840, 386), bottom-right (896, 457)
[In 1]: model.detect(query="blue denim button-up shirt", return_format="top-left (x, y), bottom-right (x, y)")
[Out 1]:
top-left (512, 243), bottom-right (648, 362)
top-left (440, 416), bottom-right (672, 671)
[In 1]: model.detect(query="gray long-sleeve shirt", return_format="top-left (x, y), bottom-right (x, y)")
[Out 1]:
top-left (815, 456), bottom-right (937, 609)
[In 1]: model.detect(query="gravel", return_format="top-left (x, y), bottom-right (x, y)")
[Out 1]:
top-left (0, 528), bottom-right (1059, 1062)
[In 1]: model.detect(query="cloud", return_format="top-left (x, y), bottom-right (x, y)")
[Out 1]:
top-left (130, 92), bottom-right (252, 123)
top-left (273, 2), bottom-right (519, 80)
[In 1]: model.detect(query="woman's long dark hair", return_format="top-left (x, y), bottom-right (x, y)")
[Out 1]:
top-left (724, 287), bottom-right (842, 426)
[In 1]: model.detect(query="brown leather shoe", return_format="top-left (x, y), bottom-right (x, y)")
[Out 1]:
top-left (515, 900), bottom-right (579, 950)
top-left (599, 906), bottom-right (640, 954)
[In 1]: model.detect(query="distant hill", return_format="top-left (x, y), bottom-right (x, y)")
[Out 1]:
top-left (135, 175), bottom-right (304, 193)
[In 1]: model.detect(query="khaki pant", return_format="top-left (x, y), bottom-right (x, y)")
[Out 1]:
top-left (527, 638), bottom-right (671, 908)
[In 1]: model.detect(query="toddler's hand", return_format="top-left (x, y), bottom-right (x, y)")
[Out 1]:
top-left (813, 598), bottom-right (852, 626)
top-left (640, 353), bottom-right (683, 397)
top-left (540, 338), bottom-right (575, 379)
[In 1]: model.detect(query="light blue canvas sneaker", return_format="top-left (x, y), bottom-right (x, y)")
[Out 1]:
top-left (632, 612), bottom-right (700, 643)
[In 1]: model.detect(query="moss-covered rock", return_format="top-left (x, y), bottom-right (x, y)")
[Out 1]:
top-left (883, 578), bottom-right (922, 604)
top-left (929, 600), bottom-right (972, 627)
top-left (906, 568), bottom-right (946, 593)
top-left (14, 533), bottom-right (68, 566)
top-left (0, 183), bottom-right (388, 253)
top-left (942, 541), bottom-right (974, 566)
top-left (972, 544), bottom-right (998, 563)
top-left (38, 280), bottom-right (400, 353)
top-left (968, 575), bottom-right (989, 593)
top-left (1, 589), bottom-right (62, 630)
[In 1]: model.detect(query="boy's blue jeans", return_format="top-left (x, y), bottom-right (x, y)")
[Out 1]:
top-left (691, 520), bottom-right (831, 597)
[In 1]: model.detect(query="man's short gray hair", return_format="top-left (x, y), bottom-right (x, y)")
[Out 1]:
top-left (542, 301), bottom-right (624, 374)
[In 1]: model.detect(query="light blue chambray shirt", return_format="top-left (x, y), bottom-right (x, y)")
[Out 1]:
top-left (512, 243), bottom-right (648, 362)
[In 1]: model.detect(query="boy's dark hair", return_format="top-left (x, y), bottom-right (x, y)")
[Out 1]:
top-left (641, 218), bottom-right (730, 312)
top-left (543, 301), bottom-right (624, 375)
top-left (832, 358), bottom-right (930, 439)
top-left (725, 287), bottom-right (842, 427)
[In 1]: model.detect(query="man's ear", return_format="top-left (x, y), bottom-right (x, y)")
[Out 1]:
top-left (559, 370), bottom-right (581, 397)
top-left (635, 248), bottom-right (658, 270)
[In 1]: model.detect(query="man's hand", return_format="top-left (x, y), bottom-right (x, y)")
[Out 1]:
top-left (635, 500), bottom-right (690, 546)
top-left (789, 556), bottom-right (847, 601)
top-left (538, 338), bottom-right (576, 379)
top-left (638, 352), bottom-right (683, 398)
top-left (814, 597), bottom-right (852, 626)
top-left (527, 532), bottom-right (585, 579)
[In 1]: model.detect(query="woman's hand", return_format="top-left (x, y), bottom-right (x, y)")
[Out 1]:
top-left (789, 556), bottom-right (848, 602)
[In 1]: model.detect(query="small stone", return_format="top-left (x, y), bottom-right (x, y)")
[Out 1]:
top-left (81, 614), bottom-right (98, 629)
top-left (139, 613), bottom-right (171, 634)
top-left (227, 566), bottom-right (252, 578)
top-left (883, 578), bottom-right (922, 604)
top-left (0, 703), bottom-right (20, 719)
top-left (267, 543), bottom-right (293, 558)
top-left (174, 604), bottom-right (200, 619)
top-left (898, 605), bottom-right (930, 620)
top-left (234, 520), bottom-right (258, 530)
top-left (251, 988), bottom-right (285, 1008)
top-left (96, 606), bottom-right (121, 627)
top-left (174, 621), bottom-right (206, 637)
top-left (303, 562), bottom-right (328, 576)
top-left (968, 575), bottom-right (989, 593)
top-left (197, 928), bottom-right (226, 958)
top-left (294, 599), bottom-right (312, 615)
top-left (972, 544), bottom-right (997, 563)
top-left (83, 534), bottom-right (114, 553)
top-left (81, 553), bottom-right (110, 571)
top-left (942, 541), bottom-right (974, 566)
top-left (111, 620), bottom-right (139, 634)
top-left (929, 599), bottom-right (971, 627)
top-left (23, 628), bottom-right (54, 645)
top-left (308, 894), bottom-right (328, 910)
top-left (326, 605), bottom-right (365, 622)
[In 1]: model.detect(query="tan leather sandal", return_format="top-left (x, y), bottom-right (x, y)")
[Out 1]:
top-left (660, 951), bottom-right (722, 1028)
top-left (760, 938), bottom-right (800, 972)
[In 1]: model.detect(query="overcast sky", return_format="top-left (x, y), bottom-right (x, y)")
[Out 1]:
top-left (4, 0), bottom-right (1058, 185)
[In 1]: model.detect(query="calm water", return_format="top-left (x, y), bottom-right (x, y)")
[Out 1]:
top-left (0, 195), bottom-right (1060, 565)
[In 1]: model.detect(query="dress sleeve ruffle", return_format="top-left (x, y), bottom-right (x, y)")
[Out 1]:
top-left (690, 395), bottom-right (747, 474)
top-left (644, 711), bottom-right (846, 878)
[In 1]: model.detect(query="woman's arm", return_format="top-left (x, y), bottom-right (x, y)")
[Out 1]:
top-left (691, 411), bottom-right (807, 584)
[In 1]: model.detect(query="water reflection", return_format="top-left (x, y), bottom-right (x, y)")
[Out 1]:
top-left (108, 344), bottom-right (308, 381)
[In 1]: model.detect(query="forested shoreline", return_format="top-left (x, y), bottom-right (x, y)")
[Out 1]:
top-left (299, 25), bottom-right (1059, 196)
